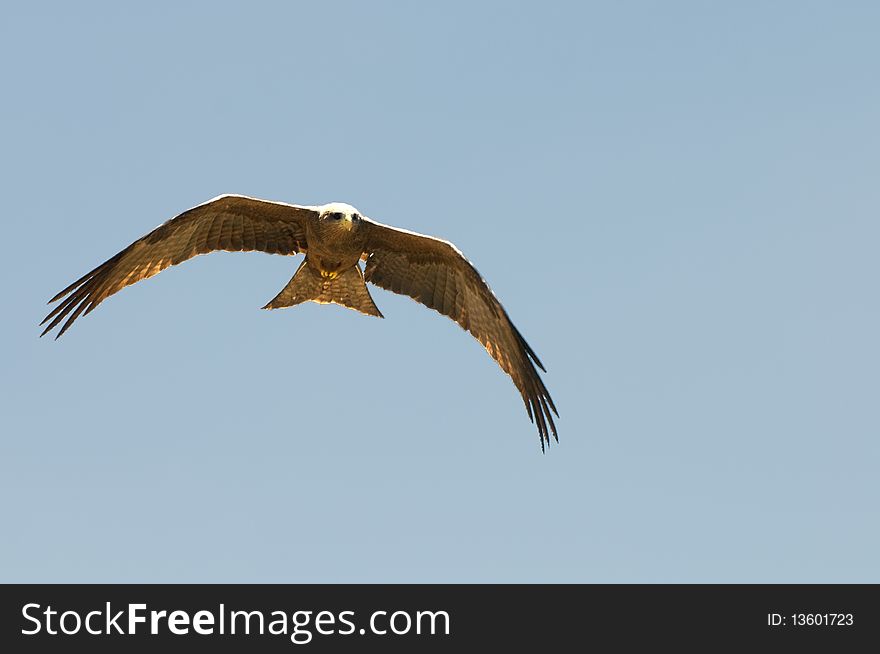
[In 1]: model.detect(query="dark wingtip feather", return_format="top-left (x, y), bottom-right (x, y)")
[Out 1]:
top-left (40, 282), bottom-right (92, 338)
top-left (47, 270), bottom-right (96, 304)
top-left (48, 288), bottom-right (72, 304)
top-left (532, 353), bottom-right (547, 373)
top-left (510, 321), bottom-right (547, 372)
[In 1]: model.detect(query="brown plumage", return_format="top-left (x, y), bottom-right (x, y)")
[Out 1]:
top-left (41, 194), bottom-right (558, 449)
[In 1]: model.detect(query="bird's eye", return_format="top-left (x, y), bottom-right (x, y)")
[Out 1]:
top-left (329, 212), bottom-right (343, 220)
top-left (352, 213), bottom-right (360, 221)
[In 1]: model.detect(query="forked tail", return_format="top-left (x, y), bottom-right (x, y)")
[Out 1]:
top-left (262, 259), bottom-right (383, 317)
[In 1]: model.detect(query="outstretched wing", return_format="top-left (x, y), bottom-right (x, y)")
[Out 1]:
top-left (360, 219), bottom-right (558, 450)
top-left (41, 194), bottom-right (316, 338)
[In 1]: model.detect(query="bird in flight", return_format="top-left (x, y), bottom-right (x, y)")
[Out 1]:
top-left (41, 195), bottom-right (558, 449)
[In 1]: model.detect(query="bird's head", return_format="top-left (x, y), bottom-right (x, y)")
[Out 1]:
top-left (317, 202), bottom-right (362, 232)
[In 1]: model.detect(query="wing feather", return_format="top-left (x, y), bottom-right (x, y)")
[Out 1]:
top-left (41, 194), bottom-right (315, 338)
top-left (361, 219), bottom-right (558, 450)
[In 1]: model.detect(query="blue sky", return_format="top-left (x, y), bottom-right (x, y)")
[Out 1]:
top-left (1, 2), bottom-right (878, 582)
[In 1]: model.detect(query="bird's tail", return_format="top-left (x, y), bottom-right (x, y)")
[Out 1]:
top-left (262, 259), bottom-right (383, 318)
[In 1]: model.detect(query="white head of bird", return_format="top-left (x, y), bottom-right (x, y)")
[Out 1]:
top-left (317, 202), bottom-right (362, 231)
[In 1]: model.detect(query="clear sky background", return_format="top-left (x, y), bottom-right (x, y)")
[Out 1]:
top-left (1, 2), bottom-right (878, 582)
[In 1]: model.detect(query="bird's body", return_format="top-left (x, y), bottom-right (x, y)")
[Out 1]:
top-left (42, 195), bottom-right (558, 449)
